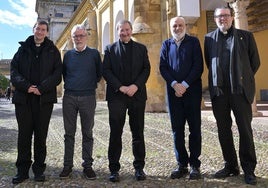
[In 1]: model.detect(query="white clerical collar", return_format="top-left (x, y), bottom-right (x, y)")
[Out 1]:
top-left (221, 30), bottom-right (228, 35)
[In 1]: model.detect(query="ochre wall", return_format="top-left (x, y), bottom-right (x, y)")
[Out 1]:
top-left (196, 11), bottom-right (209, 91)
top-left (253, 30), bottom-right (268, 100)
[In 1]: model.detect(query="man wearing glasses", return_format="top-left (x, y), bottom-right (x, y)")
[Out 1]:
top-left (204, 7), bottom-right (260, 185)
top-left (59, 24), bottom-right (102, 180)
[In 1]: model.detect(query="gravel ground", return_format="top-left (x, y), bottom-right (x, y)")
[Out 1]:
top-left (0, 98), bottom-right (267, 188)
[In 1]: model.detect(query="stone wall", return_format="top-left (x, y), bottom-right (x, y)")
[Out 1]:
top-left (133, 0), bottom-right (167, 112)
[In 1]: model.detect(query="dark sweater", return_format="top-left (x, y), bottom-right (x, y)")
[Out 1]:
top-left (63, 47), bottom-right (102, 96)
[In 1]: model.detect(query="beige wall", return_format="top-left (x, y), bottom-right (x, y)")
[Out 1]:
top-left (254, 30), bottom-right (268, 100)
top-left (196, 11), bottom-right (209, 91)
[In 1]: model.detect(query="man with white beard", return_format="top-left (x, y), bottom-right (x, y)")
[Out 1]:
top-left (159, 16), bottom-right (204, 180)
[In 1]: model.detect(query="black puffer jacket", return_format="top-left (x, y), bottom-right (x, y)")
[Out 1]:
top-left (11, 35), bottom-right (62, 104)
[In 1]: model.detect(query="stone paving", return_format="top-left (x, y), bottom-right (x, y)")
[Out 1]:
top-left (0, 97), bottom-right (268, 188)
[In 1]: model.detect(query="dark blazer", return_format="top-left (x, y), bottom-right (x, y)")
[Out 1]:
top-left (103, 40), bottom-right (150, 102)
top-left (11, 36), bottom-right (62, 104)
top-left (159, 34), bottom-right (203, 94)
top-left (204, 28), bottom-right (260, 103)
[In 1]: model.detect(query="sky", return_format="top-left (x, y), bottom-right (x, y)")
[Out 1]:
top-left (0, 0), bottom-right (37, 60)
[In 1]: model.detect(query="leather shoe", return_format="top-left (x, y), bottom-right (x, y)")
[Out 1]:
top-left (59, 167), bottom-right (72, 179)
top-left (12, 174), bottom-right (29, 184)
top-left (214, 167), bottom-right (239, 178)
top-left (244, 174), bottom-right (257, 185)
top-left (135, 169), bottom-right (146, 181)
top-left (171, 166), bottom-right (188, 179)
top-left (109, 172), bottom-right (119, 182)
top-left (34, 174), bottom-right (45, 182)
top-left (189, 166), bottom-right (201, 180)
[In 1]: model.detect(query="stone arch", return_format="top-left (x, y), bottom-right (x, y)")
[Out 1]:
top-left (102, 22), bottom-right (110, 54)
top-left (114, 10), bottom-right (124, 42)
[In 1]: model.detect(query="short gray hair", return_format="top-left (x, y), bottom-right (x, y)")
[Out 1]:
top-left (116, 20), bottom-right (133, 31)
top-left (71, 24), bottom-right (87, 36)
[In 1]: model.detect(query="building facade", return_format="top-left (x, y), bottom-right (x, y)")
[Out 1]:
top-left (48, 0), bottom-right (268, 112)
top-left (35, 0), bottom-right (82, 43)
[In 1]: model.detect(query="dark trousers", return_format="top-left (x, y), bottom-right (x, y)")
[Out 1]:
top-left (62, 94), bottom-right (96, 169)
top-left (15, 95), bottom-right (53, 175)
top-left (168, 90), bottom-right (202, 168)
top-left (107, 97), bottom-right (146, 172)
top-left (212, 92), bottom-right (257, 174)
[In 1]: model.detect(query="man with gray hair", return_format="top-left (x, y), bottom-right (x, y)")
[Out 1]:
top-left (160, 16), bottom-right (203, 180)
top-left (59, 24), bottom-right (102, 180)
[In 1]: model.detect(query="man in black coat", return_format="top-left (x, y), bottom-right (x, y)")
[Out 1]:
top-left (204, 7), bottom-right (260, 185)
top-left (10, 20), bottom-right (62, 184)
top-left (103, 20), bottom-right (150, 182)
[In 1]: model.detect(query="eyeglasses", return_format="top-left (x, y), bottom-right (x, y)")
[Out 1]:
top-left (72, 34), bottom-right (87, 39)
top-left (214, 14), bottom-right (231, 19)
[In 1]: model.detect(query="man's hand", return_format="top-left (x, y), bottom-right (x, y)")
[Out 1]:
top-left (119, 84), bottom-right (138, 97)
top-left (173, 83), bottom-right (186, 97)
top-left (126, 84), bottom-right (138, 97)
top-left (28, 85), bottom-right (41, 95)
top-left (119, 86), bottom-right (129, 94)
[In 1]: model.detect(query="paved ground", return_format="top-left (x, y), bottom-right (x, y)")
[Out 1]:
top-left (0, 97), bottom-right (268, 188)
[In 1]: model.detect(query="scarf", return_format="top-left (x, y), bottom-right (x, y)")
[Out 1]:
top-left (210, 27), bottom-right (243, 96)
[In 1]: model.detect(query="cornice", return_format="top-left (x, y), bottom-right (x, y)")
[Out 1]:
top-left (55, 0), bottom-right (93, 48)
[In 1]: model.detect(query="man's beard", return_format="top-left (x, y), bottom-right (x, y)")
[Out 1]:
top-left (172, 30), bottom-right (186, 41)
top-left (217, 23), bottom-right (230, 33)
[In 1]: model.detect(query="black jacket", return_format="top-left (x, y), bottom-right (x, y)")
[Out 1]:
top-left (204, 28), bottom-right (260, 103)
top-left (103, 40), bottom-right (150, 102)
top-left (11, 36), bottom-right (62, 104)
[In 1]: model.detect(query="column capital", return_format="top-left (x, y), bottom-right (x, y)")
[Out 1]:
top-left (224, 0), bottom-right (250, 30)
top-left (227, 0), bottom-right (250, 14)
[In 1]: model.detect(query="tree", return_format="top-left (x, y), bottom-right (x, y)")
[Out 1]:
top-left (0, 73), bottom-right (9, 90)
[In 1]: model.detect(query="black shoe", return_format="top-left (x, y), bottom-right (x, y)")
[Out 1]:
top-left (189, 166), bottom-right (201, 180)
top-left (171, 166), bottom-right (188, 179)
top-left (135, 169), bottom-right (146, 181)
top-left (109, 172), bottom-right (119, 182)
top-left (59, 167), bottom-right (72, 179)
top-left (83, 167), bottom-right (96, 180)
top-left (214, 167), bottom-right (239, 178)
top-left (12, 174), bottom-right (29, 184)
top-left (244, 174), bottom-right (257, 185)
top-left (34, 174), bottom-right (45, 182)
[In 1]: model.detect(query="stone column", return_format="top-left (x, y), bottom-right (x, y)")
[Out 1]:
top-left (225, 0), bottom-right (262, 117)
top-left (87, 9), bottom-right (105, 100)
top-left (132, 16), bottom-right (166, 112)
top-left (228, 0), bottom-right (249, 29)
top-left (130, 0), bottom-right (168, 112)
top-left (86, 10), bottom-right (98, 48)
